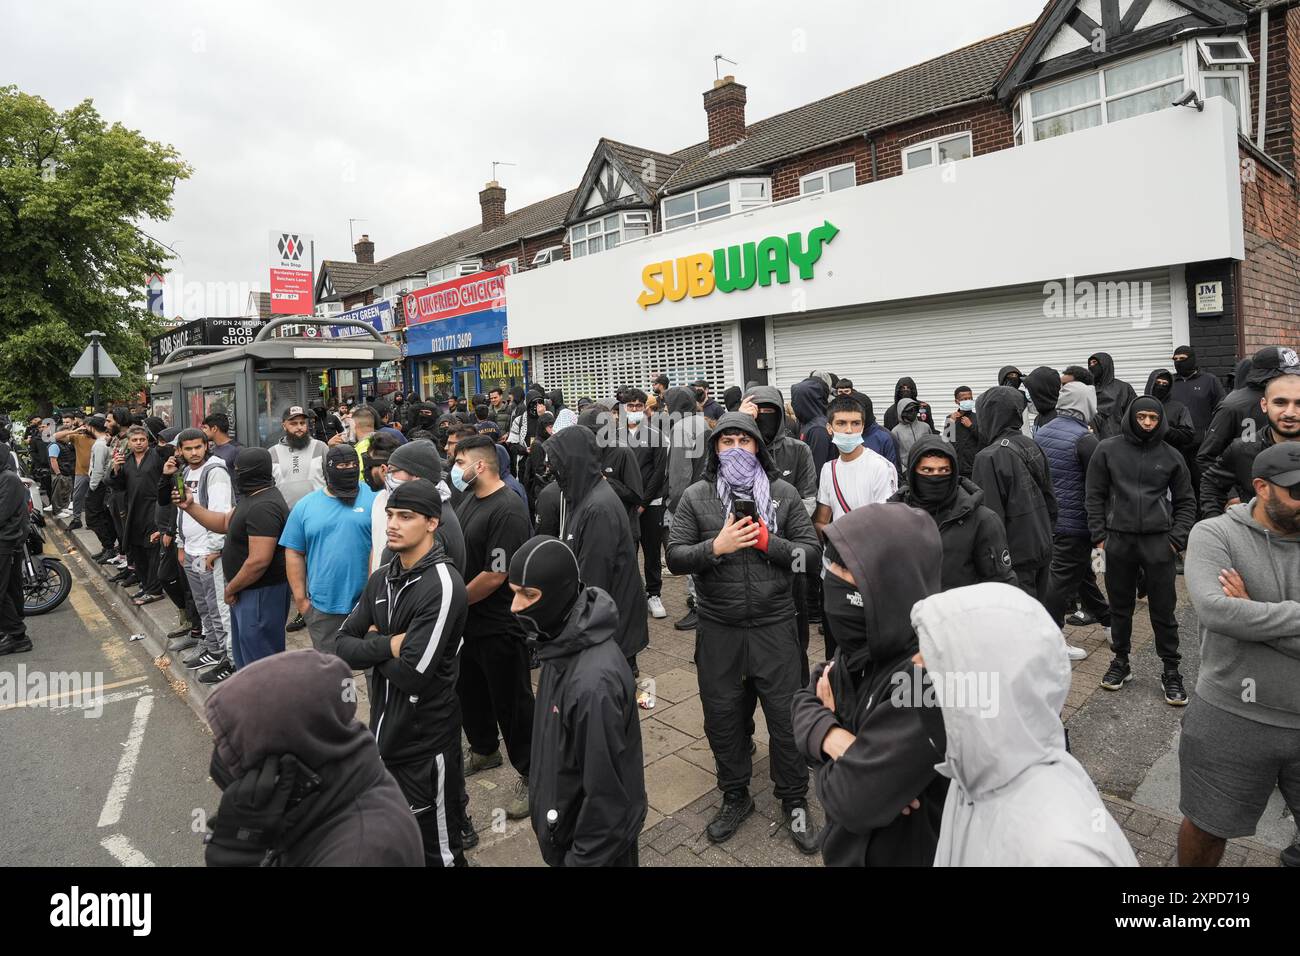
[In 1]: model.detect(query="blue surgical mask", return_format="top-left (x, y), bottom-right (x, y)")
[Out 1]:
top-left (832, 432), bottom-right (864, 454)
top-left (626, 410), bottom-right (645, 426)
top-left (958, 400), bottom-right (975, 413)
top-left (450, 463), bottom-right (475, 492)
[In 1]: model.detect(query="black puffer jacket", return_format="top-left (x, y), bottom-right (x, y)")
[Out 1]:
top-left (530, 587), bottom-right (646, 867)
top-left (972, 387), bottom-right (1057, 570)
top-left (545, 426), bottom-right (648, 659)
top-left (790, 504), bottom-right (948, 867)
top-left (1088, 352), bottom-right (1138, 440)
top-left (891, 436), bottom-right (1017, 591)
top-left (1085, 399), bottom-right (1197, 549)
top-left (666, 413), bottom-right (821, 626)
top-left (750, 385), bottom-right (817, 503)
top-left (1199, 426), bottom-right (1282, 518)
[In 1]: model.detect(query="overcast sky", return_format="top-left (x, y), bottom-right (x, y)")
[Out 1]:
top-left (4, 0), bottom-right (1048, 310)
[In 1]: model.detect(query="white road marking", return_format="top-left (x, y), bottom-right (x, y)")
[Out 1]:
top-left (100, 833), bottom-right (155, 867)
top-left (52, 688), bottom-right (147, 715)
top-left (97, 694), bottom-right (154, 828)
top-left (0, 675), bottom-right (148, 712)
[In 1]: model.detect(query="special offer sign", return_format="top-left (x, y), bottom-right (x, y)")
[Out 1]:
top-left (403, 264), bottom-right (510, 326)
top-left (268, 231), bottom-right (314, 315)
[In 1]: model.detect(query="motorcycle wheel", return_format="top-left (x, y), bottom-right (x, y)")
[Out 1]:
top-left (24, 557), bottom-right (72, 615)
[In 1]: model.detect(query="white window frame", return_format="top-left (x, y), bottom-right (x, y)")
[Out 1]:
top-left (425, 260), bottom-right (481, 285)
top-left (568, 210), bottom-right (653, 259)
top-left (799, 163), bottom-right (856, 196)
top-left (902, 132), bottom-right (973, 174)
top-left (660, 179), bottom-right (771, 232)
top-left (531, 246), bottom-right (564, 268)
top-left (496, 257), bottom-right (519, 275)
top-left (1196, 37), bottom-right (1253, 67)
top-left (1199, 65), bottom-right (1252, 134)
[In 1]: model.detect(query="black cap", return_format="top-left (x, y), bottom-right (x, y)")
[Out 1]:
top-left (387, 478), bottom-right (442, 519)
top-left (1253, 346), bottom-right (1300, 377)
top-left (1252, 441), bottom-right (1300, 487)
top-left (282, 405), bottom-right (308, 422)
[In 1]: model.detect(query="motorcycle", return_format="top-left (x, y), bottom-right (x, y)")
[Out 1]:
top-left (22, 503), bottom-right (71, 615)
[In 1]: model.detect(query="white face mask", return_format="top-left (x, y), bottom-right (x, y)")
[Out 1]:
top-left (384, 474), bottom-right (406, 494)
top-left (626, 410), bottom-right (645, 425)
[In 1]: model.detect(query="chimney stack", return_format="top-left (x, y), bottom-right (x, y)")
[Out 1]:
top-left (353, 234), bottom-right (375, 264)
top-left (479, 181), bottom-right (507, 231)
top-left (704, 75), bottom-right (747, 151)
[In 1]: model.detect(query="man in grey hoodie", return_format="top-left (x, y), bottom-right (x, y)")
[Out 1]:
top-left (890, 398), bottom-right (932, 467)
top-left (1180, 442), bottom-right (1300, 867)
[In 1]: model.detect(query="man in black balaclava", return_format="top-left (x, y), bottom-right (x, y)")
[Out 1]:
top-left (1025, 366), bottom-right (1061, 434)
top-left (998, 365), bottom-right (1024, 391)
top-left (1086, 398), bottom-right (1196, 705)
top-left (1086, 352), bottom-right (1138, 440)
top-left (883, 377), bottom-right (936, 433)
top-left (540, 426), bottom-right (648, 673)
top-left (509, 536), bottom-right (647, 867)
top-left (1170, 346), bottom-right (1225, 449)
top-left (892, 435), bottom-right (1016, 591)
top-left (281, 445), bottom-right (377, 656)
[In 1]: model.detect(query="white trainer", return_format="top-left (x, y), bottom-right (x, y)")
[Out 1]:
top-left (647, 596), bottom-right (667, 619)
top-left (1066, 644), bottom-right (1089, 661)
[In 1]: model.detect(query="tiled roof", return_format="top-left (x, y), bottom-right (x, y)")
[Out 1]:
top-left (604, 139), bottom-right (685, 193)
top-left (662, 25), bottom-right (1032, 193)
top-left (359, 189), bottom-right (577, 291)
top-left (319, 259), bottom-right (382, 299)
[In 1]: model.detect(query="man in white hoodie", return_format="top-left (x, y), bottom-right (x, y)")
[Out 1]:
top-left (912, 582), bottom-right (1137, 866)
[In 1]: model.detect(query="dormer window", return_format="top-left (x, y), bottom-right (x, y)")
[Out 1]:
top-left (661, 179), bottom-right (771, 232)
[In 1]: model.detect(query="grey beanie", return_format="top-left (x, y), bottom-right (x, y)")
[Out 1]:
top-left (388, 439), bottom-right (442, 483)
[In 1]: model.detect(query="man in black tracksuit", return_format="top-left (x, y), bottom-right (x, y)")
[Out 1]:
top-left (1086, 398), bottom-right (1196, 705)
top-left (667, 413), bottom-right (822, 852)
top-left (1170, 345), bottom-right (1226, 504)
top-left (576, 406), bottom-right (643, 539)
top-left (891, 435), bottom-right (1017, 591)
top-left (333, 480), bottom-right (470, 867)
top-left (972, 386), bottom-right (1058, 600)
top-left (1087, 352), bottom-right (1138, 440)
top-left (1144, 369), bottom-right (1196, 452)
top-left (542, 426), bottom-right (649, 671)
top-left (748, 385), bottom-right (818, 677)
top-left (509, 536), bottom-right (646, 866)
top-left (618, 390), bottom-right (668, 614)
top-left (1198, 346), bottom-right (1300, 474)
top-left (791, 504), bottom-right (949, 866)
top-left (1200, 370), bottom-right (1300, 517)
top-left (791, 376), bottom-right (834, 476)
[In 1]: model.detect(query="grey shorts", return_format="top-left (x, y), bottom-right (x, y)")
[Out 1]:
top-left (1178, 697), bottom-right (1300, 840)
top-left (303, 606), bottom-right (350, 656)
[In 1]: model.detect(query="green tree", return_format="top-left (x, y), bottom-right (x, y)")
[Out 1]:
top-left (0, 85), bottom-right (191, 415)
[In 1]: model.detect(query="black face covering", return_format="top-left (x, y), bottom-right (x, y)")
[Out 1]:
top-left (693, 388), bottom-right (706, 403)
top-left (757, 408), bottom-right (783, 444)
top-left (234, 448), bottom-right (275, 496)
top-left (1151, 378), bottom-right (1173, 402)
top-left (508, 536), bottom-right (581, 641)
top-left (911, 472), bottom-right (957, 512)
top-left (325, 446), bottom-right (361, 503)
top-left (823, 574), bottom-right (871, 670)
top-left (1174, 358), bottom-right (1195, 377)
top-left (902, 404), bottom-right (919, 424)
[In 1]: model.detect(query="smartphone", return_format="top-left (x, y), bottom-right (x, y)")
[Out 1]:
top-left (732, 499), bottom-right (757, 523)
top-left (175, 472), bottom-right (185, 498)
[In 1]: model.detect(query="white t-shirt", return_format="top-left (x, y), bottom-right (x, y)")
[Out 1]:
top-left (816, 448), bottom-right (898, 521)
top-left (180, 459), bottom-right (231, 557)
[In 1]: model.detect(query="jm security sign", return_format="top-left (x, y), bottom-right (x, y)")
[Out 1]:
top-left (637, 220), bottom-right (839, 310)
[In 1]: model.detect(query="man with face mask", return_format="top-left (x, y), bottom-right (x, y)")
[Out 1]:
top-left (175, 448), bottom-right (290, 676)
top-left (618, 389), bottom-right (669, 618)
top-left (540, 426), bottom-right (648, 673)
top-left (1037, 381), bottom-right (1110, 658)
top-left (972, 386), bottom-right (1057, 601)
top-left (1201, 371), bottom-right (1300, 519)
top-left (1086, 352), bottom-right (1138, 440)
top-left (666, 413), bottom-right (822, 852)
top-left (998, 365), bottom-right (1024, 391)
top-left (280, 445), bottom-right (377, 655)
top-left (369, 439), bottom-right (466, 576)
top-left (882, 377), bottom-right (935, 433)
top-left (889, 398), bottom-right (931, 466)
top-left (1086, 398), bottom-right (1196, 703)
top-left (1170, 346), bottom-right (1225, 452)
top-left (790, 504), bottom-right (949, 866)
top-left (332, 479), bottom-right (470, 867)
top-left (451, 435), bottom-right (535, 819)
top-left (1144, 369), bottom-right (1195, 451)
top-left (1180, 442), bottom-right (1300, 868)
top-left (1025, 366), bottom-right (1061, 435)
top-left (693, 380), bottom-right (725, 422)
top-left (508, 536), bottom-right (647, 866)
top-left (791, 376), bottom-right (835, 476)
top-left (892, 436), bottom-right (1016, 591)
top-left (946, 386), bottom-right (979, 478)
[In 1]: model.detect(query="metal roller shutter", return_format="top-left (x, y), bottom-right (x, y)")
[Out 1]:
top-left (533, 323), bottom-right (735, 402)
top-left (772, 269), bottom-right (1176, 415)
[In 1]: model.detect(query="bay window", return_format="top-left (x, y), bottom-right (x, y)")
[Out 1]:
top-left (569, 210), bottom-right (652, 258)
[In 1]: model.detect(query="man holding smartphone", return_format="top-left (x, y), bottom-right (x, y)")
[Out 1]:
top-left (667, 413), bottom-right (821, 852)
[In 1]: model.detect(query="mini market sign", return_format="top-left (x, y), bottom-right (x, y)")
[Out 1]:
top-left (637, 220), bottom-right (839, 309)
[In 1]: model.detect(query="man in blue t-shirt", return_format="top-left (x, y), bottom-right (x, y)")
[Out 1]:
top-left (280, 445), bottom-right (376, 653)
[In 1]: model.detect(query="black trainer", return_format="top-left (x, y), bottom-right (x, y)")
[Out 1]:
top-left (1161, 669), bottom-right (1188, 706)
top-left (167, 632), bottom-right (201, 653)
top-left (461, 815), bottom-right (479, 850)
top-left (67, 518), bottom-right (83, 531)
top-left (1067, 608), bottom-right (1099, 627)
top-left (706, 791), bottom-right (754, 844)
top-left (0, 634), bottom-right (33, 655)
top-left (183, 648), bottom-right (223, 670)
top-left (1100, 656), bottom-right (1132, 691)
top-left (674, 609), bottom-right (698, 631)
top-left (1281, 835), bottom-right (1300, 868)
top-left (197, 658), bottom-right (235, 685)
top-left (95, 549), bottom-right (119, 565)
top-left (783, 801), bottom-right (821, 855)
top-left (286, 613), bottom-right (307, 633)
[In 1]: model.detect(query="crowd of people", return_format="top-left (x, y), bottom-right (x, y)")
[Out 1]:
top-left (2, 342), bottom-right (1298, 869)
